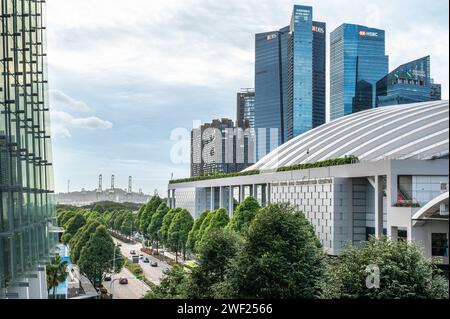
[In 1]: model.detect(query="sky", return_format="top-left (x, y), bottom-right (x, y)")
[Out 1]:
top-left (47, 0), bottom-right (449, 195)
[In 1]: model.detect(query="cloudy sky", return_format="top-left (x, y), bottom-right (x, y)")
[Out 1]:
top-left (47, 0), bottom-right (449, 195)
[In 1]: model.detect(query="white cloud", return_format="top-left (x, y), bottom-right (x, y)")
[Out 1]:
top-left (50, 110), bottom-right (113, 138)
top-left (50, 89), bottom-right (92, 112)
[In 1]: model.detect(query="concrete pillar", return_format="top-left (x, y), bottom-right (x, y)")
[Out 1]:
top-left (219, 186), bottom-right (223, 209)
top-left (375, 176), bottom-right (384, 238)
top-left (252, 184), bottom-right (257, 198)
top-left (229, 186), bottom-right (234, 216)
top-left (240, 185), bottom-right (245, 202)
top-left (210, 187), bottom-right (215, 211)
top-left (267, 183), bottom-right (271, 204)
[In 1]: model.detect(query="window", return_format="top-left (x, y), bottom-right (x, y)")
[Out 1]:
top-left (397, 229), bottom-right (407, 241)
top-left (432, 233), bottom-right (448, 257)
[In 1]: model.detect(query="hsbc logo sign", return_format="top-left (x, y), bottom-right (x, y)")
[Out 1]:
top-left (359, 30), bottom-right (378, 37)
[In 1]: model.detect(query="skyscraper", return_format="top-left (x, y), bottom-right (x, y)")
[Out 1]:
top-left (1, 0), bottom-right (58, 299)
top-left (330, 24), bottom-right (389, 120)
top-left (190, 119), bottom-right (255, 177)
top-left (254, 5), bottom-right (326, 158)
top-left (236, 88), bottom-right (255, 128)
top-left (376, 56), bottom-right (440, 107)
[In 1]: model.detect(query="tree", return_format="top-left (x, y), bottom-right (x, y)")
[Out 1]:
top-left (187, 228), bottom-right (242, 299)
top-left (194, 211), bottom-right (214, 252)
top-left (226, 196), bottom-right (260, 235)
top-left (158, 208), bottom-right (181, 248)
top-left (70, 220), bottom-right (101, 264)
top-left (321, 237), bottom-right (449, 299)
top-left (144, 265), bottom-right (189, 299)
top-left (78, 225), bottom-right (124, 286)
top-left (186, 210), bottom-right (209, 253)
top-left (58, 210), bottom-right (75, 227)
top-left (167, 209), bottom-right (194, 262)
top-left (139, 195), bottom-right (163, 237)
top-left (226, 204), bottom-right (325, 298)
top-left (121, 213), bottom-right (134, 238)
top-left (147, 202), bottom-right (170, 253)
top-left (64, 213), bottom-right (87, 238)
top-left (46, 255), bottom-right (68, 299)
top-left (198, 208), bottom-right (229, 249)
top-left (113, 211), bottom-right (126, 232)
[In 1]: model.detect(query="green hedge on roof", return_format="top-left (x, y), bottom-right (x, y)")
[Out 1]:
top-left (169, 155), bottom-right (359, 184)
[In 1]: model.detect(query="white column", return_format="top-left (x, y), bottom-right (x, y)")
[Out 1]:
top-left (210, 187), bottom-right (215, 211)
top-left (219, 186), bottom-right (224, 209)
top-left (229, 186), bottom-right (234, 216)
top-left (375, 176), bottom-right (384, 238)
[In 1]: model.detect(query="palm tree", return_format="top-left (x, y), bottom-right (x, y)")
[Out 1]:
top-left (46, 255), bottom-right (69, 299)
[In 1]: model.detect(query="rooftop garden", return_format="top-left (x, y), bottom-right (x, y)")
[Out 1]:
top-left (169, 155), bottom-right (359, 184)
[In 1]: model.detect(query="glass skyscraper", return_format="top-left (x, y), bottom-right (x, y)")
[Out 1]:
top-left (254, 5), bottom-right (326, 158)
top-left (376, 56), bottom-right (441, 107)
top-left (236, 88), bottom-right (255, 128)
top-left (330, 24), bottom-right (389, 120)
top-left (1, 0), bottom-right (58, 299)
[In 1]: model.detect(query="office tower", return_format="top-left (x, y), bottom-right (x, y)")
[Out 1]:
top-left (254, 5), bottom-right (326, 158)
top-left (377, 56), bottom-right (440, 107)
top-left (1, 0), bottom-right (58, 299)
top-left (191, 119), bottom-right (255, 177)
top-left (236, 88), bottom-right (255, 128)
top-left (330, 24), bottom-right (389, 120)
top-left (430, 80), bottom-right (442, 101)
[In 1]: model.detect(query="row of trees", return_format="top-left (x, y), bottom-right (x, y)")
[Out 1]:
top-left (57, 208), bottom-right (124, 287)
top-left (145, 200), bottom-right (448, 299)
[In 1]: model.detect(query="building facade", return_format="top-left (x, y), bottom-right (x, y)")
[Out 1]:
top-left (330, 24), bottom-right (389, 120)
top-left (254, 5), bottom-right (326, 159)
top-left (170, 101), bottom-right (449, 265)
top-left (191, 119), bottom-right (255, 177)
top-left (376, 56), bottom-right (440, 107)
top-left (236, 88), bottom-right (255, 128)
top-left (1, 0), bottom-right (58, 299)
top-left (430, 80), bottom-right (442, 101)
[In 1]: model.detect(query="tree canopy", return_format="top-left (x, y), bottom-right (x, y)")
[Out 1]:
top-left (186, 210), bottom-right (209, 252)
top-left (167, 209), bottom-right (194, 261)
top-left (226, 196), bottom-right (260, 235)
top-left (321, 237), bottom-right (449, 299)
top-left (226, 204), bottom-right (325, 298)
top-left (147, 202), bottom-right (170, 245)
top-left (187, 228), bottom-right (242, 299)
top-left (78, 225), bottom-right (124, 286)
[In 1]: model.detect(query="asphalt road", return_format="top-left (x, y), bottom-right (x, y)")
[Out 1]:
top-left (102, 267), bottom-right (150, 299)
top-left (112, 237), bottom-right (171, 285)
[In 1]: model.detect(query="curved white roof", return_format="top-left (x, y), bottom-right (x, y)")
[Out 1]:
top-left (248, 100), bottom-right (449, 171)
top-left (412, 191), bottom-right (449, 221)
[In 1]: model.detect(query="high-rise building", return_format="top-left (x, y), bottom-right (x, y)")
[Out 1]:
top-left (430, 80), bottom-right (442, 101)
top-left (1, 0), bottom-right (58, 299)
top-left (254, 5), bottom-right (326, 158)
top-left (330, 24), bottom-right (389, 120)
top-left (191, 119), bottom-right (255, 177)
top-left (376, 56), bottom-right (440, 107)
top-left (236, 88), bottom-right (255, 128)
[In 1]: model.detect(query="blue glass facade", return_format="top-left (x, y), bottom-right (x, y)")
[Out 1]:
top-left (254, 5), bottom-right (326, 158)
top-left (255, 30), bottom-right (284, 158)
top-left (330, 24), bottom-right (389, 120)
top-left (376, 56), bottom-right (435, 107)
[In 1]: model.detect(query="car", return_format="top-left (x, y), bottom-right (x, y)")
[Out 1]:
top-left (119, 277), bottom-right (128, 285)
top-left (130, 250), bottom-right (136, 255)
top-left (139, 255), bottom-right (143, 259)
top-left (143, 257), bottom-right (150, 263)
top-left (151, 261), bottom-right (158, 267)
top-left (104, 275), bottom-right (112, 282)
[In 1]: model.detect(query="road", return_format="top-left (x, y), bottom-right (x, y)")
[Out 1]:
top-left (112, 237), bottom-right (171, 285)
top-left (102, 267), bottom-right (150, 299)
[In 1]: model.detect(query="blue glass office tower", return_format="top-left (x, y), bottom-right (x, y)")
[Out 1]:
top-left (254, 5), bottom-right (326, 158)
top-left (376, 56), bottom-right (439, 107)
top-left (330, 24), bottom-right (389, 120)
